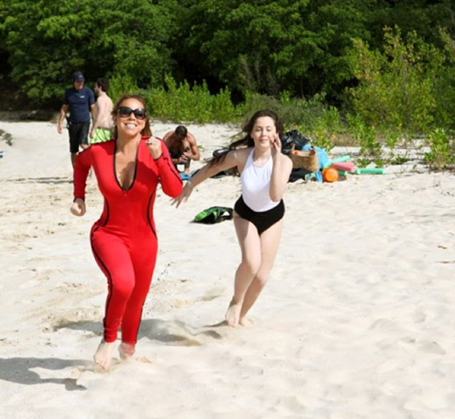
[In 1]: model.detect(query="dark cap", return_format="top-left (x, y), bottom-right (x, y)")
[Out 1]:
top-left (72, 71), bottom-right (85, 82)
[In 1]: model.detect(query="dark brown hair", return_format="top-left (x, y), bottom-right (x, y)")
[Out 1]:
top-left (208, 109), bottom-right (284, 168)
top-left (175, 125), bottom-right (188, 140)
top-left (111, 94), bottom-right (152, 138)
top-left (96, 78), bottom-right (109, 93)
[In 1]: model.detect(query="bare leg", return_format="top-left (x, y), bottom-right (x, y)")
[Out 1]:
top-left (239, 220), bottom-right (283, 324)
top-left (71, 153), bottom-right (77, 168)
top-left (183, 158), bottom-right (191, 174)
top-left (119, 342), bottom-right (136, 360)
top-left (225, 295), bottom-right (243, 328)
top-left (225, 214), bottom-right (261, 327)
top-left (94, 339), bottom-right (116, 370)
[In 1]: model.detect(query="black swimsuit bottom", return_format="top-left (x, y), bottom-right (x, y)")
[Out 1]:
top-left (234, 195), bottom-right (285, 235)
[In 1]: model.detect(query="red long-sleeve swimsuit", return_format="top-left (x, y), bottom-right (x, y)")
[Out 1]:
top-left (73, 137), bottom-right (182, 343)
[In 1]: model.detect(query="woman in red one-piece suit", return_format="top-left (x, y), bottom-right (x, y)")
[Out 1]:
top-left (71, 94), bottom-right (182, 370)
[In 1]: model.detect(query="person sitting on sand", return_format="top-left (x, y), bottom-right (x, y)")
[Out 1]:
top-left (163, 125), bottom-right (200, 174)
top-left (71, 94), bottom-right (182, 370)
top-left (173, 110), bottom-right (292, 327)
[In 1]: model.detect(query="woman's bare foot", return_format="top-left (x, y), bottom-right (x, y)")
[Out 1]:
top-left (225, 298), bottom-right (242, 327)
top-left (119, 342), bottom-right (135, 360)
top-left (94, 339), bottom-right (115, 370)
top-left (239, 316), bottom-right (254, 327)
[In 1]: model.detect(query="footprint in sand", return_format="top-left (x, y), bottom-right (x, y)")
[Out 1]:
top-left (199, 287), bottom-right (224, 302)
top-left (143, 319), bottom-right (224, 347)
top-left (135, 356), bottom-right (154, 364)
top-left (412, 310), bottom-right (427, 323)
top-left (168, 299), bottom-right (192, 309)
top-left (418, 341), bottom-right (446, 355)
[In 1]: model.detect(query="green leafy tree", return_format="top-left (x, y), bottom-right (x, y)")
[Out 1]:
top-left (347, 27), bottom-right (445, 134)
top-left (0, 0), bottom-right (176, 102)
top-left (88, 0), bottom-right (177, 87)
top-left (2, 0), bottom-right (455, 117)
top-left (178, 0), bottom-right (372, 99)
top-left (368, 0), bottom-right (455, 49)
top-left (1, 0), bottom-right (95, 100)
top-left (432, 29), bottom-right (455, 130)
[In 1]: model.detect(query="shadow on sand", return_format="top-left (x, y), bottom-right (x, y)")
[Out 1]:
top-left (139, 318), bottom-right (224, 346)
top-left (0, 357), bottom-right (92, 391)
top-left (7, 176), bottom-right (72, 185)
top-left (53, 317), bottom-right (225, 347)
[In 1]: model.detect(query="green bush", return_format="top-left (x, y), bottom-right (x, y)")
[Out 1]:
top-left (143, 76), bottom-right (238, 123)
top-left (347, 28), bottom-right (440, 135)
top-left (424, 128), bottom-right (455, 170)
top-left (305, 107), bottom-right (343, 152)
top-left (109, 74), bottom-right (140, 104)
top-left (347, 114), bottom-right (383, 167)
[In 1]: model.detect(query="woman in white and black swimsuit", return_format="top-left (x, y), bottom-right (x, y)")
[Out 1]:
top-left (173, 110), bottom-right (293, 327)
top-left (234, 148), bottom-right (286, 235)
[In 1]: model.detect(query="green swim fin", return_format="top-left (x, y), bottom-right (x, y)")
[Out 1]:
top-left (193, 206), bottom-right (233, 224)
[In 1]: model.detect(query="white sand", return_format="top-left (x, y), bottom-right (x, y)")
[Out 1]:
top-left (1, 120), bottom-right (455, 419)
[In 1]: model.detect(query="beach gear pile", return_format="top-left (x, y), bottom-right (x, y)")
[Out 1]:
top-left (281, 130), bottom-right (385, 183)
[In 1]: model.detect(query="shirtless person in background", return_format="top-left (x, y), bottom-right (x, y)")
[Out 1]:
top-left (163, 126), bottom-right (200, 174)
top-left (90, 78), bottom-right (114, 144)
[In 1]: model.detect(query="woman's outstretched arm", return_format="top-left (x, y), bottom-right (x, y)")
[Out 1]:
top-left (172, 149), bottom-right (244, 208)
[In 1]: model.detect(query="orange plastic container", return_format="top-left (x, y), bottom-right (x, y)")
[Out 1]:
top-left (322, 167), bottom-right (339, 183)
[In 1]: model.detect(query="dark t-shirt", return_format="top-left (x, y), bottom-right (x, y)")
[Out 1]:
top-left (64, 86), bottom-right (95, 123)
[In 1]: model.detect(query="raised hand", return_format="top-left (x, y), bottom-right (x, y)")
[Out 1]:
top-left (271, 133), bottom-right (282, 158)
top-left (146, 137), bottom-right (163, 160)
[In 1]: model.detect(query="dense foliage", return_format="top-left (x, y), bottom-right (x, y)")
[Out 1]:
top-left (0, 0), bottom-right (177, 100)
top-left (1, 0), bottom-right (453, 102)
top-left (1, 0), bottom-right (455, 167)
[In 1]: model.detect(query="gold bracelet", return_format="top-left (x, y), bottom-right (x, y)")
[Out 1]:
top-left (186, 180), bottom-right (194, 189)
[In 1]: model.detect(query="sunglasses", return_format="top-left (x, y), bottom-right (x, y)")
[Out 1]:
top-left (117, 106), bottom-right (147, 120)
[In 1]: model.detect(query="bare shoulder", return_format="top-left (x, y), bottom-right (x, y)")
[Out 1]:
top-left (278, 153), bottom-right (293, 176)
top-left (230, 147), bottom-right (250, 163)
top-left (226, 147), bottom-right (251, 172)
top-left (163, 131), bottom-right (173, 141)
top-left (279, 153), bottom-right (293, 167)
top-left (98, 95), bottom-right (109, 104)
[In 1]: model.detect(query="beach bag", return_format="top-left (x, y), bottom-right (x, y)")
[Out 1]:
top-left (193, 206), bottom-right (233, 224)
top-left (289, 168), bottom-right (314, 182)
top-left (289, 144), bottom-right (319, 172)
top-left (281, 130), bottom-right (311, 155)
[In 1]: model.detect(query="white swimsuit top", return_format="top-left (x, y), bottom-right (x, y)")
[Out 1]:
top-left (240, 149), bottom-right (279, 212)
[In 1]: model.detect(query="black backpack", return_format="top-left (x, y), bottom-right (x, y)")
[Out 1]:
top-left (280, 130), bottom-right (311, 155)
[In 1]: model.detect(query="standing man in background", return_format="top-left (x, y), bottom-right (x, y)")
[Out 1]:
top-left (89, 78), bottom-right (114, 144)
top-left (57, 71), bottom-right (95, 167)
